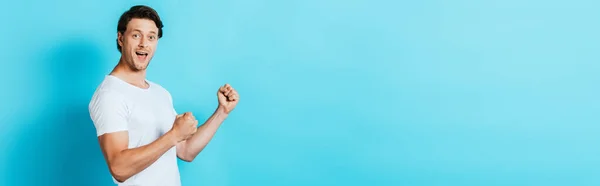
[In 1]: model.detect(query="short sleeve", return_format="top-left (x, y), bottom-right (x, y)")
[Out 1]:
top-left (89, 90), bottom-right (129, 136)
top-left (167, 91), bottom-right (177, 116)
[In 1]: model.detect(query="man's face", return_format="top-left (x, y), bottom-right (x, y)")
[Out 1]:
top-left (118, 18), bottom-right (159, 71)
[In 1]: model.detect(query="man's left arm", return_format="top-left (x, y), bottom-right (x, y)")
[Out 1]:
top-left (176, 84), bottom-right (239, 162)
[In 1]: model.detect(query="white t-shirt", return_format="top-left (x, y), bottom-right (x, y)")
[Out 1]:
top-left (88, 75), bottom-right (181, 186)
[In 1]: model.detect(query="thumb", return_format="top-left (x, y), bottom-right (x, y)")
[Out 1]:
top-left (184, 112), bottom-right (193, 119)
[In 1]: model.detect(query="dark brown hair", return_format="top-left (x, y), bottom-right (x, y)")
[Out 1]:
top-left (116, 5), bottom-right (164, 53)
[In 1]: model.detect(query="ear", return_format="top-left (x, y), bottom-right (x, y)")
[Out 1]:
top-left (117, 32), bottom-right (124, 47)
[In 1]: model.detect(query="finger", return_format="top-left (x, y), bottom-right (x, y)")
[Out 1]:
top-left (228, 93), bottom-right (236, 101)
top-left (227, 91), bottom-right (235, 100)
top-left (184, 112), bottom-right (194, 120)
top-left (191, 120), bottom-right (199, 129)
top-left (225, 90), bottom-right (232, 97)
top-left (176, 114), bottom-right (184, 118)
top-left (229, 91), bottom-right (238, 100)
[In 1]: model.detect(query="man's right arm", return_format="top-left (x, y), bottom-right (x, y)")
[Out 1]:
top-left (98, 130), bottom-right (178, 182)
top-left (90, 90), bottom-right (198, 183)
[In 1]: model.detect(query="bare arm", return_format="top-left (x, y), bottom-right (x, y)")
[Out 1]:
top-left (176, 84), bottom-right (239, 162)
top-left (98, 131), bottom-right (178, 182)
top-left (99, 113), bottom-right (197, 182)
top-left (176, 107), bottom-right (228, 161)
top-left (90, 90), bottom-right (197, 182)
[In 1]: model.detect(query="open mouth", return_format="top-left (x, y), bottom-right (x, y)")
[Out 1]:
top-left (136, 51), bottom-right (148, 57)
top-left (136, 51), bottom-right (149, 61)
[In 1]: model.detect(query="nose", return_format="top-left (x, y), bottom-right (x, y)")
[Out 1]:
top-left (138, 37), bottom-right (147, 48)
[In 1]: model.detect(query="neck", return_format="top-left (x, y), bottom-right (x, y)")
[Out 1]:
top-left (110, 57), bottom-right (148, 89)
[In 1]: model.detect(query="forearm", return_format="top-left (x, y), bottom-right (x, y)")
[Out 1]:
top-left (179, 107), bottom-right (228, 160)
top-left (109, 132), bottom-right (178, 182)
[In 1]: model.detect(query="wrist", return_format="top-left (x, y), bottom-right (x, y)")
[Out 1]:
top-left (165, 130), bottom-right (180, 145)
top-left (216, 105), bottom-right (230, 116)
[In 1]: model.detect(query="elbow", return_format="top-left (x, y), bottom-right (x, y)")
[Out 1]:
top-left (113, 175), bottom-right (128, 183)
top-left (109, 165), bottom-right (132, 183)
top-left (178, 148), bottom-right (198, 162)
top-left (178, 150), bottom-right (200, 162)
top-left (179, 154), bottom-right (195, 162)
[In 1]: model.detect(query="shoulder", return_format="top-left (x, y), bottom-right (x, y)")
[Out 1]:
top-left (89, 77), bottom-right (129, 109)
top-left (89, 89), bottom-right (128, 112)
top-left (90, 89), bottom-right (126, 104)
top-left (91, 75), bottom-right (130, 96)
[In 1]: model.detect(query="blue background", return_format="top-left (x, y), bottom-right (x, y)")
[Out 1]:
top-left (1, 0), bottom-right (599, 185)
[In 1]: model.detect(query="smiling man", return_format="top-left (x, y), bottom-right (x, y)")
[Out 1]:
top-left (88, 5), bottom-right (239, 186)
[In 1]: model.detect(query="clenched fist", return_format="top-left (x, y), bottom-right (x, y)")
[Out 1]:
top-left (170, 112), bottom-right (198, 142)
top-left (217, 84), bottom-right (239, 114)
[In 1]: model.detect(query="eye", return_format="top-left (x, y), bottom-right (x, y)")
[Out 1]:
top-left (133, 34), bottom-right (140, 38)
top-left (149, 35), bottom-right (156, 40)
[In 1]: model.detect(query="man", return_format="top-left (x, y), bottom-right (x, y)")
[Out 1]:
top-left (88, 5), bottom-right (239, 186)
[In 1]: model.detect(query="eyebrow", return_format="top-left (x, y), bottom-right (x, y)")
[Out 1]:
top-left (132, 29), bottom-right (157, 34)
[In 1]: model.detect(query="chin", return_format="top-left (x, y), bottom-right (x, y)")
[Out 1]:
top-left (135, 63), bottom-right (149, 71)
top-left (127, 60), bottom-right (148, 71)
